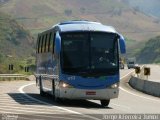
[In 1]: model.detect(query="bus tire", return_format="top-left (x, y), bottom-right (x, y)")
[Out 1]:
top-left (40, 88), bottom-right (45, 97)
top-left (52, 79), bottom-right (55, 99)
top-left (54, 91), bottom-right (62, 103)
top-left (100, 100), bottom-right (110, 107)
top-left (54, 95), bottom-right (63, 103)
top-left (39, 76), bottom-right (45, 97)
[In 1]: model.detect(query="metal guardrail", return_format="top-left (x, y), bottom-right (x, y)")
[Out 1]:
top-left (0, 74), bottom-right (29, 81)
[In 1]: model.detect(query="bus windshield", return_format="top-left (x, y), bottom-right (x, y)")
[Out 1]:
top-left (61, 32), bottom-right (118, 77)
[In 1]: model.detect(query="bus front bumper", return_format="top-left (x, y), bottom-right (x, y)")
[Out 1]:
top-left (58, 88), bottom-right (119, 100)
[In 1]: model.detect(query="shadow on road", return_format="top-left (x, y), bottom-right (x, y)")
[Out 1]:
top-left (8, 93), bottom-right (112, 109)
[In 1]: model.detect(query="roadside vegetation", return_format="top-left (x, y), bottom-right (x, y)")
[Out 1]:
top-left (1, 0), bottom-right (160, 41)
top-left (0, 12), bottom-right (35, 74)
top-left (137, 36), bottom-right (160, 64)
top-left (0, 0), bottom-right (160, 74)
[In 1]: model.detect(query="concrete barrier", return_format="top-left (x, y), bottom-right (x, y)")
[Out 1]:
top-left (129, 76), bottom-right (160, 97)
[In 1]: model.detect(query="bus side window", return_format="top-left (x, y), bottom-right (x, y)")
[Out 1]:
top-left (48, 32), bottom-right (52, 52)
top-left (44, 34), bottom-right (48, 52)
top-left (41, 35), bottom-right (44, 53)
top-left (36, 36), bottom-right (38, 53)
top-left (53, 33), bottom-right (55, 54)
top-left (49, 33), bottom-right (54, 53)
top-left (37, 36), bottom-right (40, 53)
top-left (38, 36), bottom-right (42, 53)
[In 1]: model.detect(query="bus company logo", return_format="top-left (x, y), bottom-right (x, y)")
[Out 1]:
top-left (68, 76), bottom-right (75, 80)
top-left (99, 76), bottom-right (107, 80)
top-left (1, 114), bottom-right (18, 120)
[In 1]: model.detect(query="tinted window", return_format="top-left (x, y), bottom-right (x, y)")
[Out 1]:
top-left (61, 32), bottom-right (118, 76)
top-left (44, 34), bottom-right (48, 52)
top-left (41, 35), bottom-right (44, 53)
top-left (48, 32), bottom-right (52, 52)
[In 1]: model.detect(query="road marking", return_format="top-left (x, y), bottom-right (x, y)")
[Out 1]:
top-left (0, 102), bottom-right (68, 112)
top-left (0, 107), bottom-right (56, 114)
top-left (120, 70), bottom-right (160, 102)
top-left (0, 110), bottom-right (84, 120)
top-left (120, 70), bottom-right (134, 80)
top-left (19, 83), bottom-right (101, 120)
top-left (119, 87), bottom-right (160, 102)
top-left (0, 105), bottom-right (66, 113)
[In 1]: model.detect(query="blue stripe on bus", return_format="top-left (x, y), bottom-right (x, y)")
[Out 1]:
top-left (59, 73), bottom-right (119, 89)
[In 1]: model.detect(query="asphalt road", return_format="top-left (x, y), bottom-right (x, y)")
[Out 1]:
top-left (0, 69), bottom-right (160, 120)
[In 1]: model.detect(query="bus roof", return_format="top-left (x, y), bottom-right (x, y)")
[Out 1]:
top-left (52, 20), bottom-right (117, 33)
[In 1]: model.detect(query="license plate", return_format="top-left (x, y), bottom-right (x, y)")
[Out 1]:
top-left (86, 91), bottom-right (96, 95)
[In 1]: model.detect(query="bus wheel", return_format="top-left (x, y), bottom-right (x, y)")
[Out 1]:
top-left (54, 96), bottom-right (62, 103)
top-left (40, 89), bottom-right (45, 97)
top-left (100, 100), bottom-right (110, 107)
top-left (39, 76), bottom-right (45, 97)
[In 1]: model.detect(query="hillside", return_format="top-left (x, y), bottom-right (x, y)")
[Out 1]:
top-left (137, 36), bottom-right (160, 64)
top-left (121, 0), bottom-right (160, 18)
top-left (1, 0), bottom-right (160, 41)
top-left (0, 12), bottom-right (34, 73)
top-left (0, 0), bottom-right (160, 65)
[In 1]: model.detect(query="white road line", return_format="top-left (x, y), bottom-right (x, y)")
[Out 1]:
top-left (0, 105), bottom-right (66, 113)
top-left (0, 107), bottom-right (56, 114)
top-left (0, 111), bottom-right (83, 120)
top-left (119, 87), bottom-right (160, 102)
top-left (120, 70), bottom-right (134, 80)
top-left (0, 103), bottom-right (69, 112)
top-left (19, 83), bottom-right (101, 120)
top-left (120, 70), bottom-right (160, 102)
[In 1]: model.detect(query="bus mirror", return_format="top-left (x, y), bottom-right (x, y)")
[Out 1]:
top-left (119, 34), bottom-right (126, 54)
top-left (55, 32), bottom-right (61, 54)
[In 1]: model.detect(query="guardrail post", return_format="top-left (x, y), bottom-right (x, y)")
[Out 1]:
top-left (9, 64), bottom-right (14, 74)
top-left (25, 66), bottom-right (29, 72)
top-left (144, 67), bottom-right (150, 80)
top-left (134, 66), bottom-right (141, 78)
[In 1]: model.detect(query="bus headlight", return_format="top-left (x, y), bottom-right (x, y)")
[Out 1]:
top-left (110, 83), bottom-right (119, 88)
top-left (59, 81), bottom-right (73, 88)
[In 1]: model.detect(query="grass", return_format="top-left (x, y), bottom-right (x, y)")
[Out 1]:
top-left (0, 56), bottom-right (35, 74)
top-left (0, 12), bottom-right (35, 74)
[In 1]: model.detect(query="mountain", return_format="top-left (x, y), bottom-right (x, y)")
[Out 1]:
top-left (0, 0), bottom-right (160, 66)
top-left (121, 0), bottom-right (160, 18)
top-left (0, 12), bottom-right (34, 73)
top-left (0, 0), bottom-right (10, 4)
top-left (1, 0), bottom-right (160, 41)
top-left (137, 36), bottom-right (160, 64)
top-left (0, 12), bottom-right (34, 58)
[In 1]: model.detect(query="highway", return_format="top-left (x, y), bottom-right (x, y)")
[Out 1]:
top-left (0, 69), bottom-right (160, 120)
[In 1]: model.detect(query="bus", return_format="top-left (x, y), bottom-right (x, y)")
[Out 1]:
top-left (36, 20), bottom-right (126, 107)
